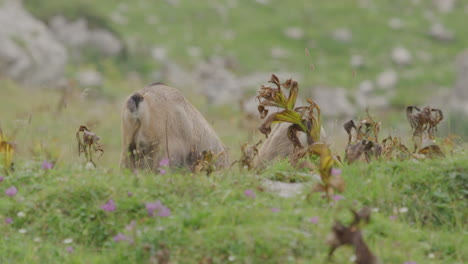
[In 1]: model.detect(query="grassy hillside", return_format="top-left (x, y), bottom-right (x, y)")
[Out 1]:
top-left (24, 0), bottom-right (468, 106)
top-left (1, 1), bottom-right (467, 263)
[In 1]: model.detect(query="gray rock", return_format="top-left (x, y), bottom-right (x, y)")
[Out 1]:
top-left (284, 27), bottom-right (304, 39)
top-left (76, 69), bottom-right (103, 87)
top-left (454, 50), bottom-right (468, 100)
top-left (49, 15), bottom-right (123, 57)
top-left (350, 54), bottom-right (365, 68)
top-left (151, 46), bottom-right (168, 61)
top-left (392, 46), bottom-right (412, 65)
top-left (376, 69), bottom-right (398, 90)
top-left (388, 18), bottom-right (404, 29)
top-left (331, 28), bottom-right (352, 43)
top-left (0, 0), bottom-right (68, 85)
top-left (312, 86), bottom-right (355, 117)
top-left (428, 22), bottom-right (454, 42)
top-left (195, 57), bottom-right (241, 105)
top-left (355, 80), bottom-right (391, 108)
top-left (271, 46), bottom-right (289, 58)
top-left (434, 0), bottom-right (456, 13)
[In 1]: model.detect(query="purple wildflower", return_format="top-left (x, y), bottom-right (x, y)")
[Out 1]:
top-left (270, 208), bottom-right (280, 213)
top-left (66, 246), bottom-right (74, 253)
top-left (404, 262), bottom-right (417, 264)
top-left (127, 191), bottom-right (133, 197)
top-left (309, 216), bottom-right (319, 224)
top-left (159, 168), bottom-right (167, 175)
top-left (332, 195), bottom-right (344, 201)
top-left (146, 201), bottom-right (171, 217)
top-left (5, 186), bottom-right (17, 197)
top-left (159, 158), bottom-right (170, 167)
top-left (101, 199), bottom-right (116, 212)
top-left (5, 217), bottom-right (13, 224)
top-left (158, 206), bottom-right (171, 217)
top-left (331, 168), bottom-right (342, 176)
top-left (0, 176), bottom-right (4, 182)
top-left (41, 160), bottom-right (54, 170)
top-left (244, 189), bottom-right (256, 198)
top-left (389, 215), bottom-right (397, 221)
top-left (113, 233), bottom-right (129, 242)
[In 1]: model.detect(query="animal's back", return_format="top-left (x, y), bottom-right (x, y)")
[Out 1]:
top-left (120, 83), bottom-right (228, 171)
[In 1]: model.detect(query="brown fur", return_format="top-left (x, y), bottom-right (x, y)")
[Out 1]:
top-left (255, 122), bottom-right (327, 168)
top-left (120, 83), bottom-right (228, 172)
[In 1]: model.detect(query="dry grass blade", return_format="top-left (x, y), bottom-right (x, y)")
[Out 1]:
top-left (0, 127), bottom-right (15, 173)
top-left (406, 105), bottom-right (444, 151)
top-left (231, 140), bottom-right (262, 171)
top-left (76, 125), bottom-right (104, 167)
top-left (191, 150), bottom-right (225, 175)
top-left (382, 136), bottom-right (411, 160)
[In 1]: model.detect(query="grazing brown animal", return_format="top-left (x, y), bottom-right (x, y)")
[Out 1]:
top-left (255, 122), bottom-right (327, 168)
top-left (120, 83), bottom-right (228, 172)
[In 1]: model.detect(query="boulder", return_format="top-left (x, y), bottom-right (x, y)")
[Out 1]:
top-left (49, 15), bottom-right (123, 57)
top-left (0, 0), bottom-right (67, 85)
top-left (312, 86), bottom-right (355, 117)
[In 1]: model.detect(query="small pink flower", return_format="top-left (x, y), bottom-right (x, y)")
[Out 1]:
top-left (113, 233), bottom-right (128, 242)
top-left (66, 246), bottom-right (74, 253)
top-left (158, 206), bottom-right (171, 217)
top-left (159, 158), bottom-right (170, 167)
top-left (126, 220), bottom-right (136, 231)
top-left (389, 215), bottom-right (397, 221)
top-left (127, 191), bottom-right (133, 197)
top-left (404, 262), bottom-right (417, 264)
top-left (0, 176), bottom-right (4, 182)
top-left (332, 195), bottom-right (344, 201)
top-left (309, 216), bottom-right (319, 224)
top-left (5, 217), bottom-right (13, 224)
top-left (101, 199), bottom-right (116, 212)
top-left (270, 208), bottom-right (280, 213)
top-left (159, 168), bottom-right (167, 175)
top-left (5, 186), bottom-right (17, 197)
top-left (146, 201), bottom-right (170, 217)
top-left (331, 168), bottom-right (342, 176)
top-left (42, 160), bottom-right (54, 170)
top-left (244, 189), bottom-right (256, 198)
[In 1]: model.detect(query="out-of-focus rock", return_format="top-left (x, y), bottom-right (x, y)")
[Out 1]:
top-left (151, 46), bottom-right (168, 61)
top-left (49, 15), bottom-right (123, 57)
top-left (376, 69), bottom-right (398, 90)
top-left (355, 80), bottom-right (390, 109)
top-left (388, 18), bottom-right (404, 29)
top-left (271, 46), bottom-right (290, 58)
top-left (0, 0), bottom-right (68, 85)
top-left (392, 46), bottom-right (412, 65)
top-left (195, 57), bottom-right (241, 105)
top-left (428, 22), bottom-right (454, 42)
top-left (312, 86), bottom-right (355, 117)
top-left (434, 0), bottom-right (456, 13)
top-left (284, 27), bottom-right (304, 39)
top-left (350, 55), bottom-right (365, 68)
top-left (454, 50), bottom-right (468, 105)
top-left (331, 28), bottom-right (352, 43)
top-left (76, 69), bottom-right (103, 87)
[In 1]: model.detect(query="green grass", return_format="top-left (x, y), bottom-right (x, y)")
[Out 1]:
top-left (2, 1), bottom-right (468, 263)
top-left (1, 154), bottom-right (467, 263)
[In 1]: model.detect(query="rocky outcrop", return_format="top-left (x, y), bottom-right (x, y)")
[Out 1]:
top-left (0, 0), bottom-right (67, 85)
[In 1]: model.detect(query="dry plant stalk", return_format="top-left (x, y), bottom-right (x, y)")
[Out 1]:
top-left (190, 150), bottom-right (225, 176)
top-left (76, 125), bottom-right (103, 167)
top-left (406, 106), bottom-right (443, 152)
top-left (381, 136), bottom-right (410, 160)
top-left (327, 208), bottom-right (379, 264)
top-left (257, 74), bottom-right (322, 149)
top-left (231, 140), bottom-right (262, 171)
top-left (344, 110), bottom-right (382, 164)
top-left (0, 127), bottom-right (15, 173)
